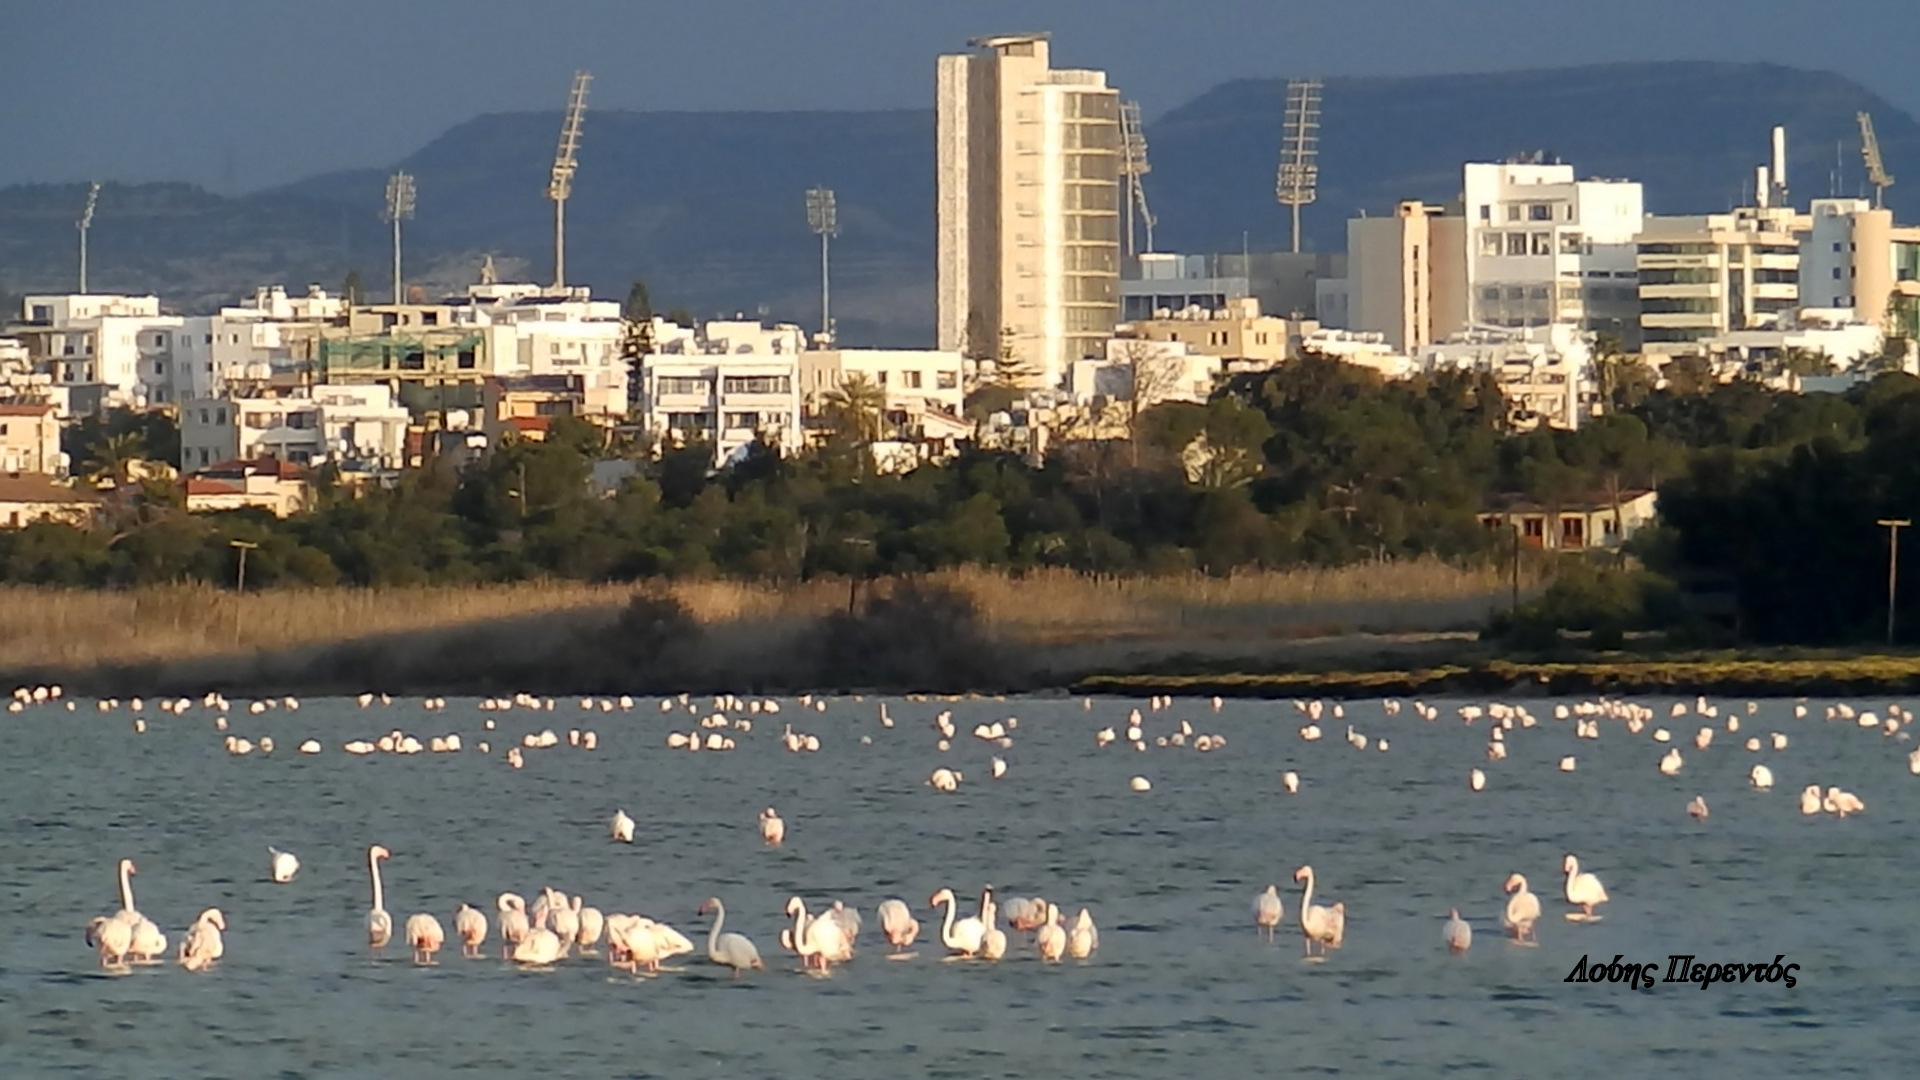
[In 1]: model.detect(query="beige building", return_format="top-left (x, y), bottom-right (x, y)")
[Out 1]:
top-left (0, 403), bottom-right (62, 476)
top-left (1799, 198), bottom-right (1920, 337)
top-left (937, 33), bottom-right (1122, 387)
top-left (0, 474), bottom-right (98, 529)
top-left (1480, 489), bottom-right (1659, 551)
top-left (1636, 206), bottom-right (1807, 353)
top-left (800, 349), bottom-right (966, 425)
top-left (185, 458), bottom-right (311, 518)
top-left (1346, 201), bottom-right (1468, 353)
top-left (1117, 297), bottom-right (1298, 365)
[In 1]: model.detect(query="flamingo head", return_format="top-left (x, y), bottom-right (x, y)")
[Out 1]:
top-left (85, 916), bottom-right (106, 945)
top-left (203, 908), bottom-right (227, 930)
top-left (930, 887), bottom-right (955, 908)
top-left (785, 896), bottom-right (805, 917)
top-left (1292, 865), bottom-right (1312, 883)
top-left (1504, 873), bottom-right (1525, 893)
top-left (697, 898), bottom-right (716, 915)
top-left (371, 845), bottom-right (391, 862)
top-left (1562, 854), bottom-right (1577, 875)
top-left (1448, 907), bottom-right (1460, 919)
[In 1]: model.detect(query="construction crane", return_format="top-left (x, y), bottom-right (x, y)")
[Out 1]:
top-left (77, 182), bottom-right (101, 294)
top-left (382, 171), bottom-right (416, 304)
top-left (548, 70), bottom-right (592, 291)
top-left (1118, 100), bottom-right (1155, 258)
top-left (1859, 110), bottom-right (1895, 209)
top-left (1275, 78), bottom-right (1323, 254)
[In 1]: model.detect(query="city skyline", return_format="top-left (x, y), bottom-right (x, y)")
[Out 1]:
top-left (7, 0), bottom-right (1920, 193)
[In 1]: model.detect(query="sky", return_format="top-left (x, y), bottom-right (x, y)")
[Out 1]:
top-left (7, 0), bottom-right (1920, 194)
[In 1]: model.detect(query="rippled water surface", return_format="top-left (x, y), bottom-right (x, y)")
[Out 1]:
top-left (4, 693), bottom-right (1916, 1078)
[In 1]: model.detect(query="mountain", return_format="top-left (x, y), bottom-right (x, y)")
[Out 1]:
top-left (4, 62), bottom-right (1919, 345)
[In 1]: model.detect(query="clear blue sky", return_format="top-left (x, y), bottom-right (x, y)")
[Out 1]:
top-left (6, 0), bottom-right (1919, 193)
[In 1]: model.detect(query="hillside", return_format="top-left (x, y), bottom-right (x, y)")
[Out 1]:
top-left (3, 62), bottom-right (1917, 345)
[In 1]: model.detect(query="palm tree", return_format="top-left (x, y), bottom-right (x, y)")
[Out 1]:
top-left (823, 373), bottom-right (887, 445)
top-left (85, 431), bottom-right (146, 487)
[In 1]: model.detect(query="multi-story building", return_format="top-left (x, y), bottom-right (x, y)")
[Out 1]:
top-left (0, 402), bottom-right (62, 475)
top-left (1117, 297), bottom-right (1299, 366)
top-left (5, 294), bottom-right (179, 412)
top-left (799, 349), bottom-right (966, 427)
top-left (178, 384), bottom-right (409, 472)
top-left (1419, 325), bottom-right (1594, 430)
top-left (633, 318), bottom-right (808, 466)
top-left (1798, 198), bottom-right (1920, 337)
top-left (1635, 206), bottom-right (1806, 354)
top-left (937, 33), bottom-right (1122, 387)
top-left (1121, 251), bottom-right (1345, 322)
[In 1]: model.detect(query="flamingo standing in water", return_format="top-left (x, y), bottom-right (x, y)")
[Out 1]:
top-left (406, 912), bottom-right (445, 965)
top-left (785, 897), bottom-right (849, 972)
top-left (1294, 865), bottom-right (1343, 957)
top-left (1562, 854), bottom-right (1609, 918)
top-left (877, 898), bottom-right (919, 952)
top-left (1502, 873), bottom-right (1541, 943)
top-left (268, 847), bottom-right (299, 883)
top-left (365, 846), bottom-right (393, 949)
top-left (979, 888), bottom-right (1008, 962)
top-left (496, 894), bottom-right (529, 959)
top-left (610, 809), bottom-right (635, 843)
top-left (1035, 903), bottom-right (1067, 963)
top-left (1253, 885), bottom-right (1284, 942)
top-left (1067, 909), bottom-right (1099, 960)
top-left (760, 807), bottom-right (786, 846)
top-left (104, 859), bottom-right (166, 963)
top-left (454, 903), bottom-right (488, 958)
top-left (698, 897), bottom-right (764, 977)
top-left (178, 908), bottom-right (226, 971)
top-left (1443, 909), bottom-right (1472, 954)
top-left (929, 888), bottom-right (985, 959)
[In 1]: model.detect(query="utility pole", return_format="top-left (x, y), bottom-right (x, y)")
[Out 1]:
top-left (229, 539), bottom-right (259, 646)
top-left (1879, 518), bottom-right (1909, 645)
top-left (1511, 522), bottom-right (1522, 612)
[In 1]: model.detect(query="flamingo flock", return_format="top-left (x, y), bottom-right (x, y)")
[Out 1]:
top-left (24, 683), bottom-right (1912, 979)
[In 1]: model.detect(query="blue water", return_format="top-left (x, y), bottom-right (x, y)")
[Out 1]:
top-left (2, 693), bottom-right (1912, 1078)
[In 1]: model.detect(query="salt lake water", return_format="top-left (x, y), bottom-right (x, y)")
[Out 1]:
top-left (3, 693), bottom-right (1915, 1078)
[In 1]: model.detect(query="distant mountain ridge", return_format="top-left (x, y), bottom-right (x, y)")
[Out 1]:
top-left (3, 61), bottom-right (1917, 346)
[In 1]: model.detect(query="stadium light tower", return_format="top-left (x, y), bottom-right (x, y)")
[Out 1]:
top-left (1119, 101), bottom-right (1155, 258)
top-left (1860, 111), bottom-right (1895, 210)
top-left (382, 171), bottom-right (416, 304)
top-left (549, 70), bottom-right (592, 292)
top-left (77, 182), bottom-right (101, 294)
top-left (1275, 78), bottom-right (1323, 253)
top-left (806, 186), bottom-right (838, 343)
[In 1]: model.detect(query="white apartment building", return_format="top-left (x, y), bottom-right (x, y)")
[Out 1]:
top-left (8, 294), bottom-right (180, 411)
top-left (1298, 328), bottom-right (1414, 380)
top-left (800, 349), bottom-right (966, 423)
top-left (1069, 338), bottom-right (1222, 411)
top-left (937, 33), bottom-right (1123, 387)
top-left (1636, 206), bottom-right (1806, 353)
top-left (633, 318), bottom-right (809, 466)
top-left (148, 285), bottom-right (347, 404)
top-left (179, 383), bottom-right (410, 472)
top-left (0, 403), bottom-right (63, 475)
top-left (1419, 325), bottom-right (1594, 430)
top-left (1799, 198), bottom-right (1920, 335)
top-left (1339, 162), bottom-right (1644, 352)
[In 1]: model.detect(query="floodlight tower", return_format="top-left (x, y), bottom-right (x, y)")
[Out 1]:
top-left (548, 70), bottom-right (592, 292)
top-left (1860, 111), bottom-right (1895, 209)
top-left (382, 171), bottom-right (416, 304)
top-left (806, 186), bottom-right (838, 343)
top-left (76, 182), bottom-right (101, 294)
top-left (1275, 78), bottom-right (1323, 253)
top-left (1118, 100), bottom-right (1156, 258)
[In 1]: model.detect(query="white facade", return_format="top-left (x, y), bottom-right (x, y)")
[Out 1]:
top-left (179, 384), bottom-right (409, 472)
top-left (1708, 309), bottom-right (1884, 373)
top-left (801, 348), bottom-right (966, 420)
top-left (937, 34), bottom-right (1122, 387)
top-left (1299, 328), bottom-right (1414, 379)
top-left (1069, 338), bottom-right (1221, 409)
top-left (632, 318), bottom-right (809, 466)
top-left (1418, 325), bottom-right (1594, 430)
top-left (1459, 162), bottom-right (1644, 337)
top-left (11, 294), bottom-right (180, 409)
top-left (1636, 206), bottom-right (1806, 353)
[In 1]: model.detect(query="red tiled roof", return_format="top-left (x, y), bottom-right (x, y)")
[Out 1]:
top-left (0, 403), bottom-right (55, 417)
top-left (505, 416), bottom-right (552, 434)
top-left (0, 473), bottom-right (99, 504)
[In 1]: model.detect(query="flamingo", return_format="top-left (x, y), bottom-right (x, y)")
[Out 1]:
top-left (454, 903), bottom-right (488, 957)
top-left (406, 912), bottom-right (445, 965)
top-left (268, 847), bottom-right (299, 883)
top-left (1687, 795), bottom-right (1710, 820)
top-left (610, 809), bottom-right (635, 843)
top-left (829, 901), bottom-right (862, 954)
top-left (979, 888), bottom-right (1008, 962)
top-left (178, 908), bottom-right (226, 971)
top-left (497, 893), bottom-right (530, 959)
top-left (1294, 865), bottom-right (1342, 957)
top-left (785, 897), bottom-right (848, 971)
top-left (365, 846), bottom-right (393, 949)
top-left (546, 889), bottom-right (579, 957)
top-left (929, 888), bottom-right (985, 959)
top-left (1443, 908), bottom-right (1471, 953)
top-left (1799, 785), bottom-right (1823, 815)
top-left (1503, 873), bottom-right (1541, 943)
top-left (86, 914), bottom-right (133, 970)
top-left (1563, 854), bottom-right (1609, 918)
top-left (1036, 903), bottom-right (1067, 963)
top-left (877, 898), bottom-right (919, 952)
top-left (1253, 884), bottom-right (1284, 942)
top-left (1067, 909), bottom-right (1099, 960)
top-left (1750, 763), bottom-right (1774, 790)
top-left (574, 897), bottom-right (604, 954)
top-left (511, 906), bottom-right (565, 965)
top-left (698, 897), bottom-right (764, 977)
top-left (760, 807), bottom-right (785, 846)
top-left (108, 860), bottom-right (166, 962)
top-left (605, 914), bottom-right (657, 973)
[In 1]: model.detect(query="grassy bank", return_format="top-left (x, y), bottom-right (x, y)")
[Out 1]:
top-left (0, 560), bottom-right (1531, 694)
top-left (1074, 654), bottom-right (1920, 699)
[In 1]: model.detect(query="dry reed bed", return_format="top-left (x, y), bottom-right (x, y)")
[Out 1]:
top-left (0, 560), bottom-right (1532, 674)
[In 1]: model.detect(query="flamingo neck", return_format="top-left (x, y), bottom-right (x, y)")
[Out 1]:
top-left (369, 853), bottom-right (385, 912)
top-left (118, 862), bottom-right (134, 913)
top-left (791, 902), bottom-right (810, 955)
top-left (938, 894), bottom-right (958, 947)
top-left (707, 901), bottom-right (726, 954)
top-left (1298, 871), bottom-right (1314, 925)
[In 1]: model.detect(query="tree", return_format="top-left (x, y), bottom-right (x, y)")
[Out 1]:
top-left (1593, 336), bottom-right (1654, 411)
top-left (342, 268), bottom-right (364, 306)
top-left (992, 325), bottom-right (1044, 389)
top-left (623, 279), bottom-right (654, 324)
top-left (822, 372), bottom-right (887, 446)
top-left (1108, 338), bottom-right (1191, 462)
top-left (84, 431), bottom-right (147, 487)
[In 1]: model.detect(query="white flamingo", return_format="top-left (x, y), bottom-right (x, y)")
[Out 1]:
top-left (610, 809), bottom-right (635, 843)
top-left (1036, 903), bottom-right (1067, 963)
top-left (1294, 865), bottom-right (1343, 957)
top-left (496, 893), bottom-right (530, 959)
top-left (406, 912), bottom-right (445, 965)
top-left (929, 888), bottom-right (985, 959)
top-left (574, 897), bottom-right (604, 954)
top-left (1562, 854), bottom-right (1609, 918)
top-left (1067, 908), bottom-right (1099, 960)
top-left (454, 903), bottom-right (488, 958)
top-left (1502, 873), bottom-right (1541, 943)
top-left (1253, 884), bottom-right (1284, 942)
top-left (877, 898), bottom-right (919, 952)
top-left (178, 908), bottom-right (226, 971)
top-left (365, 845), bottom-right (393, 949)
top-left (979, 888), bottom-right (1008, 962)
top-left (760, 807), bottom-right (785, 846)
top-left (268, 847), bottom-right (299, 883)
top-left (1443, 908), bottom-right (1471, 954)
top-left (698, 897), bottom-right (764, 977)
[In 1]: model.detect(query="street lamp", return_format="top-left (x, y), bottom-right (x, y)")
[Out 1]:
top-left (1878, 518), bottom-right (1909, 645)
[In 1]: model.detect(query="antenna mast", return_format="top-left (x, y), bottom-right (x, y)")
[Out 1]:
top-left (382, 171), bottom-right (416, 304)
top-left (806, 186), bottom-right (838, 344)
top-left (1118, 100), bottom-right (1155, 258)
top-left (77, 182), bottom-right (101, 294)
top-left (1859, 111), bottom-right (1895, 210)
top-left (1275, 78), bottom-right (1323, 254)
top-left (549, 70), bottom-right (592, 292)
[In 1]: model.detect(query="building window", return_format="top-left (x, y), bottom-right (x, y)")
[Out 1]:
top-left (1506, 233), bottom-right (1529, 256)
top-left (1528, 203), bottom-right (1552, 221)
top-left (721, 375), bottom-right (791, 395)
top-left (1478, 205), bottom-right (1491, 221)
top-left (902, 370), bottom-right (922, 389)
top-left (1480, 232), bottom-right (1504, 257)
top-left (1481, 287), bottom-right (1501, 301)
top-left (1531, 232), bottom-right (1552, 256)
top-left (1507, 204), bottom-right (1522, 222)
top-left (216, 408), bottom-right (227, 424)
top-left (1506, 287), bottom-right (1527, 301)
top-left (1833, 268), bottom-right (1843, 280)
top-left (723, 412), bottom-right (759, 429)
top-left (658, 376), bottom-right (709, 395)
top-left (937, 372), bottom-right (958, 390)
top-left (1833, 242), bottom-right (1843, 252)
top-left (1560, 232), bottom-right (1584, 254)
top-left (200, 409), bottom-right (210, 424)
